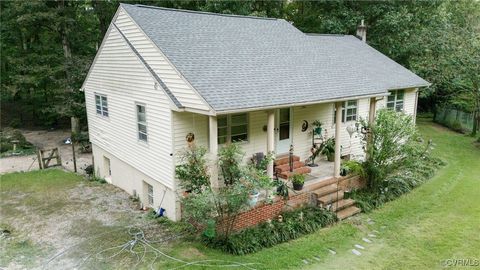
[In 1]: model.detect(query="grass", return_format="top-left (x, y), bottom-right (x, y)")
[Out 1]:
top-left (1, 118), bottom-right (478, 269)
top-left (160, 117), bottom-right (480, 269)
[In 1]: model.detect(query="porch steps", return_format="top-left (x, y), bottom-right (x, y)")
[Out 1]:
top-left (336, 206), bottom-right (361, 220)
top-left (274, 155), bottom-right (300, 166)
top-left (312, 184), bottom-right (339, 197)
top-left (330, 199), bottom-right (356, 212)
top-left (275, 161), bottom-right (306, 174)
top-left (274, 155), bottom-right (311, 179)
top-left (310, 181), bottom-right (361, 220)
top-left (318, 190), bottom-right (344, 205)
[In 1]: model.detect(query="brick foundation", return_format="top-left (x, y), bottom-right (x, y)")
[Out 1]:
top-left (230, 192), bottom-right (310, 231)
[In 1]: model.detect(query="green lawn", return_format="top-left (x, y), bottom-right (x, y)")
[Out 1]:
top-left (162, 118), bottom-right (480, 269)
top-left (1, 119), bottom-right (479, 269)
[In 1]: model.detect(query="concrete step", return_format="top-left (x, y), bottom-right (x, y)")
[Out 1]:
top-left (274, 155), bottom-right (300, 166)
top-left (318, 190), bottom-right (344, 205)
top-left (330, 199), bottom-right (356, 212)
top-left (279, 167), bottom-right (312, 179)
top-left (312, 184), bottom-right (339, 197)
top-left (303, 177), bottom-right (338, 192)
top-left (336, 206), bottom-right (361, 220)
top-left (275, 161), bottom-right (306, 173)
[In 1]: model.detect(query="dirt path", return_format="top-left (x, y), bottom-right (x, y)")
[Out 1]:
top-left (0, 171), bottom-right (177, 270)
top-left (0, 129), bottom-right (92, 175)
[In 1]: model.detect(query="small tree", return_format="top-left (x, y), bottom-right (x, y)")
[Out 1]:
top-left (175, 145), bottom-right (210, 194)
top-left (218, 143), bottom-right (244, 186)
top-left (359, 109), bottom-right (429, 190)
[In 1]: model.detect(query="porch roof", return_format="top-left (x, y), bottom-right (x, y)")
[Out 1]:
top-left (122, 4), bottom-right (430, 113)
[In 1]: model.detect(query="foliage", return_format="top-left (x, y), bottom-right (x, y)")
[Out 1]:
top-left (0, 128), bottom-right (35, 157)
top-left (353, 109), bottom-right (445, 211)
top-left (340, 160), bottom-right (365, 178)
top-left (203, 206), bottom-right (337, 255)
top-left (321, 137), bottom-right (335, 158)
top-left (273, 178), bottom-right (289, 200)
top-left (175, 145), bottom-right (210, 194)
top-left (218, 143), bottom-right (244, 186)
top-left (290, 173), bottom-right (305, 185)
top-left (182, 143), bottom-right (273, 240)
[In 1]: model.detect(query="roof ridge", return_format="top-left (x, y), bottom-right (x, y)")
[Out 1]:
top-left (126, 3), bottom-right (278, 21)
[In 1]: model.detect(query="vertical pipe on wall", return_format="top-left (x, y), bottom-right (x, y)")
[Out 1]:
top-left (267, 110), bottom-right (275, 178)
top-left (334, 102), bottom-right (342, 178)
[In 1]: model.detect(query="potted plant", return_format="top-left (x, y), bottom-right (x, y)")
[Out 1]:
top-left (312, 120), bottom-right (323, 135)
top-left (248, 189), bottom-right (260, 206)
top-left (321, 137), bottom-right (335, 162)
top-left (291, 173), bottom-right (305, 191)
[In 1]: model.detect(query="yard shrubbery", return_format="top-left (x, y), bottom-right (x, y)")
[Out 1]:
top-left (349, 109), bottom-right (444, 211)
top-left (0, 128), bottom-right (35, 157)
top-left (203, 206), bottom-right (337, 255)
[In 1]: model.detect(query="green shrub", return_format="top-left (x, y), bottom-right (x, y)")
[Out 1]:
top-left (0, 142), bottom-right (13, 153)
top-left (203, 207), bottom-right (337, 255)
top-left (450, 120), bottom-right (464, 133)
top-left (175, 145), bottom-right (210, 193)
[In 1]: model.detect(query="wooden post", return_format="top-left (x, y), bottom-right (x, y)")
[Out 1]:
top-left (267, 110), bottom-right (275, 178)
top-left (71, 142), bottom-right (77, 173)
top-left (334, 102), bottom-right (342, 178)
top-left (37, 150), bottom-right (43, 169)
top-left (209, 115), bottom-right (218, 187)
top-left (369, 97), bottom-right (376, 125)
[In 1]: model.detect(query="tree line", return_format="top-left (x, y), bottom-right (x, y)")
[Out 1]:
top-left (1, 0), bottom-right (478, 134)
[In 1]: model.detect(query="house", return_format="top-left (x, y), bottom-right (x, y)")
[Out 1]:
top-left (81, 4), bottom-right (429, 221)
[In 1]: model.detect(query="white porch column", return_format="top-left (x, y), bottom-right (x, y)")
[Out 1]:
top-left (209, 115), bottom-right (219, 187)
top-left (369, 97), bottom-right (377, 125)
top-left (334, 102), bottom-right (342, 178)
top-left (267, 110), bottom-right (275, 178)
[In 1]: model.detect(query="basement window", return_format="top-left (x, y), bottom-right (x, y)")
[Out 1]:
top-left (334, 100), bottom-right (358, 123)
top-left (217, 113), bottom-right (249, 144)
top-left (95, 94), bottom-right (109, 117)
top-left (146, 183), bottom-right (154, 207)
top-left (136, 103), bottom-right (148, 142)
top-left (387, 90), bottom-right (404, 112)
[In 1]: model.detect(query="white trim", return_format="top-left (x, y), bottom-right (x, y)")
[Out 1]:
top-left (216, 92), bottom-right (389, 115)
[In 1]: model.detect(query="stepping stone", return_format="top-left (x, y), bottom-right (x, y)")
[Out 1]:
top-left (302, 259), bottom-right (309, 264)
top-left (362, 238), bottom-right (372, 243)
top-left (372, 230), bottom-right (380, 234)
top-left (328, 249), bottom-right (336, 255)
top-left (368, 234), bottom-right (377, 238)
top-left (354, 244), bottom-right (365, 250)
top-left (313, 256), bottom-right (321, 261)
top-left (352, 249), bottom-right (362, 256)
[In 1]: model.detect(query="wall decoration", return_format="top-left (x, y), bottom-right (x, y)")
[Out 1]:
top-left (186, 132), bottom-right (195, 143)
top-left (301, 120), bottom-right (309, 132)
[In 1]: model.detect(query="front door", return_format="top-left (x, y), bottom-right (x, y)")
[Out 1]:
top-left (276, 108), bottom-right (292, 154)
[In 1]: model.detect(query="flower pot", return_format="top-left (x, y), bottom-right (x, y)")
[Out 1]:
top-left (248, 191), bottom-right (260, 207)
top-left (314, 127), bottom-right (322, 135)
top-left (292, 182), bottom-right (304, 191)
top-left (327, 153), bottom-right (335, 162)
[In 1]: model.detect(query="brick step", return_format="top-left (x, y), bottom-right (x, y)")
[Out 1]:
top-left (336, 206), bottom-right (361, 220)
top-left (330, 199), bottom-right (356, 212)
top-left (274, 155), bottom-right (300, 166)
top-left (303, 177), bottom-right (338, 192)
top-left (275, 161), bottom-right (306, 173)
top-left (318, 190), bottom-right (344, 205)
top-left (279, 166), bottom-right (312, 179)
top-left (312, 184), bottom-right (339, 197)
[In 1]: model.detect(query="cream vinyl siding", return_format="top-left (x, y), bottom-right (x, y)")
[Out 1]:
top-left (115, 8), bottom-right (211, 112)
top-left (377, 88), bottom-right (417, 116)
top-left (84, 25), bottom-right (175, 189)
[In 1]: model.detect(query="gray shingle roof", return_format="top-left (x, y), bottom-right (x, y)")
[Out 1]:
top-left (121, 4), bottom-right (429, 112)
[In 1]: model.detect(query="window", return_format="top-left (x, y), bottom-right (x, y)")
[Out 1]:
top-left (334, 100), bottom-right (358, 123)
top-left (146, 183), bottom-right (154, 207)
top-left (95, 94), bottom-right (109, 117)
top-left (387, 90), bottom-right (404, 112)
top-left (217, 113), bottom-right (248, 144)
top-left (136, 104), bottom-right (148, 142)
